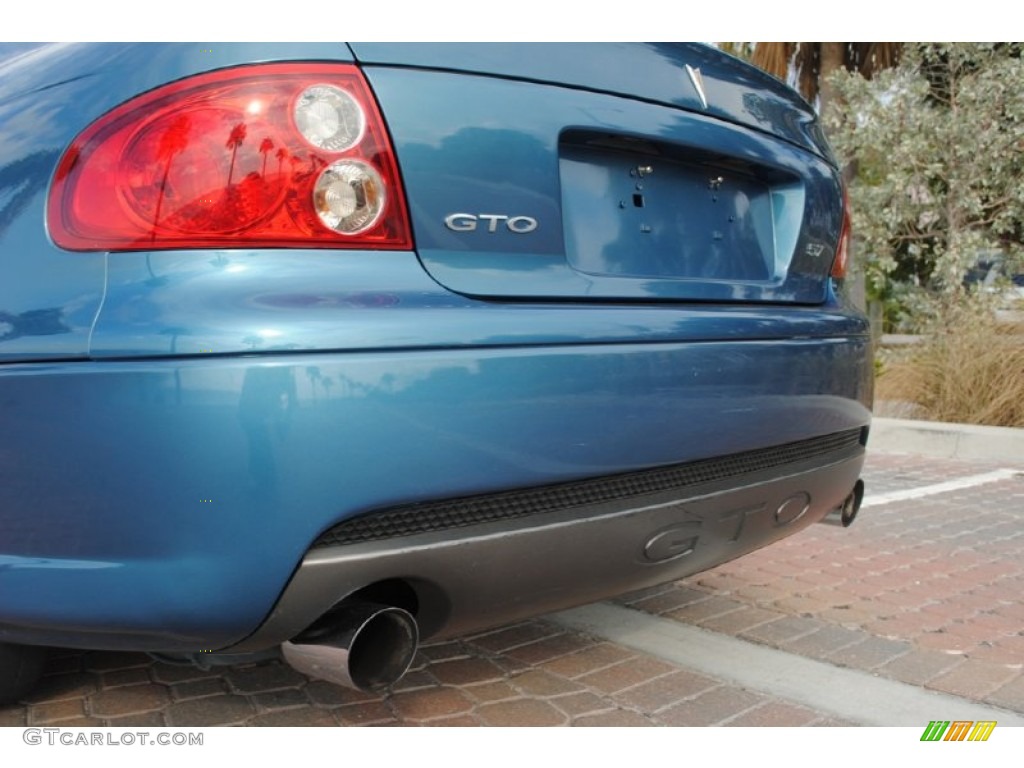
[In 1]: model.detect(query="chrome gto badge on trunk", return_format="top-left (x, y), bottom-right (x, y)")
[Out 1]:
top-left (444, 213), bottom-right (538, 233)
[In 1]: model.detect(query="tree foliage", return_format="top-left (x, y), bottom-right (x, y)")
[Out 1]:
top-left (825, 43), bottom-right (1024, 326)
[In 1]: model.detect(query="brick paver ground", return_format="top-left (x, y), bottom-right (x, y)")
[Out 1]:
top-left (1, 450), bottom-right (1021, 726)
top-left (621, 452), bottom-right (1024, 713)
top-left (1, 625), bottom-right (851, 727)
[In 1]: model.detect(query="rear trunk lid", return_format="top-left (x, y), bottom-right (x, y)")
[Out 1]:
top-left (353, 43), bottom-right (843, 304)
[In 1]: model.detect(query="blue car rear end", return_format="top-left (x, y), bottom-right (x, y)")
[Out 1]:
top-left (0, 42), bottom-right (871, 700)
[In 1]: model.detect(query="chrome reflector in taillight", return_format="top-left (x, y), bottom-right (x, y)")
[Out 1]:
top-left (294, 84), bottom-right (366, 152)
top-left (48, 63), bottom-right (412, 251)
top-left (313, 160), bottom-right (386, 234)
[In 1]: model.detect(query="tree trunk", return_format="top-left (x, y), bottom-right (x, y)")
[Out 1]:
top-left (818, 42), bottom-right (845, 123)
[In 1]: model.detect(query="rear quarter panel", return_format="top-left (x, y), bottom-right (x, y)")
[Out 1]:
top-left (0, 42), bottom-right (353, 362)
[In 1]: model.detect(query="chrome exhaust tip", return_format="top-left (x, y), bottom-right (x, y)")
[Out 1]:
top-left (281, 603), bottom-right (418, 692)
top-left (821, 479), bottom-right (864, 528)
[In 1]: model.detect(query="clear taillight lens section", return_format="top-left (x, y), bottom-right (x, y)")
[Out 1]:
top-left (48, 64), bottom-right (412, 251)
top-left (831, 185), bottom-right (852, 279)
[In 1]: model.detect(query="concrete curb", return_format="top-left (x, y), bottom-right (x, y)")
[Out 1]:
top-left (870, 416), bottom-right (1024, 463)
top-left (551, 603), bottom-right (1024, 726)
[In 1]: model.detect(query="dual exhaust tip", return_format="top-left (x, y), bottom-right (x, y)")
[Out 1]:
top-left (281, 603), bottom-right (418, 693)
top-left (821, 479), bottom-right (865, 528)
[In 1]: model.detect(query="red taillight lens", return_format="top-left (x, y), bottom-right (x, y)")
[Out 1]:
top-left (48, 64), bottom-right (412, 251)
top-left (832, 186), bottom-right (852, 279)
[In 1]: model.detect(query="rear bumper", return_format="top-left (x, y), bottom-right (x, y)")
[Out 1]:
top-left (0, 330), bottom-right (871, 652)
top-left (229, 430), bottom-right (865, 650)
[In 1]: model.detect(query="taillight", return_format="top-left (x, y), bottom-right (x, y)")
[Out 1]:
top-left (831, 185), bottom-right (852, 279)
top-left (48, 64), bottom-right (412, 251)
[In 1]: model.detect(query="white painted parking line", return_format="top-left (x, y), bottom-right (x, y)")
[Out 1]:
top-left (861, 469), bottom-right (1020, 509)
top-left (550, 603), bottom-right (1024, 727)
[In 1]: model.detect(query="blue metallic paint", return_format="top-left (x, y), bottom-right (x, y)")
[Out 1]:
top-left (348, 43), bottom-right (833, 162)
top-left (0, 43), bottom-right (871, 654)
top-left (1, 335), bottom-right (869, 650)
top-left (364, 66), bottom-right (841, 303)
top-left (90, 250), bottom-right (867, 358)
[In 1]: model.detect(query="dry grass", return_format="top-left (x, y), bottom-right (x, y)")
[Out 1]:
top-left (877, 315), bottom-right (1024, 428)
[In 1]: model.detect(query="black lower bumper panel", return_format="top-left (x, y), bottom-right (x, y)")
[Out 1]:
top-left (228, 429), bottom-right (866, 651)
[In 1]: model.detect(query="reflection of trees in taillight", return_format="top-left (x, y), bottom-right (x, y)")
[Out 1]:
top-left (225, 122), bottom-right (247, 187)
top-left (48, 64), bottom-right (412, 250)
top-left (153, 115), bottom-right (191, 235)
top-left (259, 137), bottom-right (274, 178)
